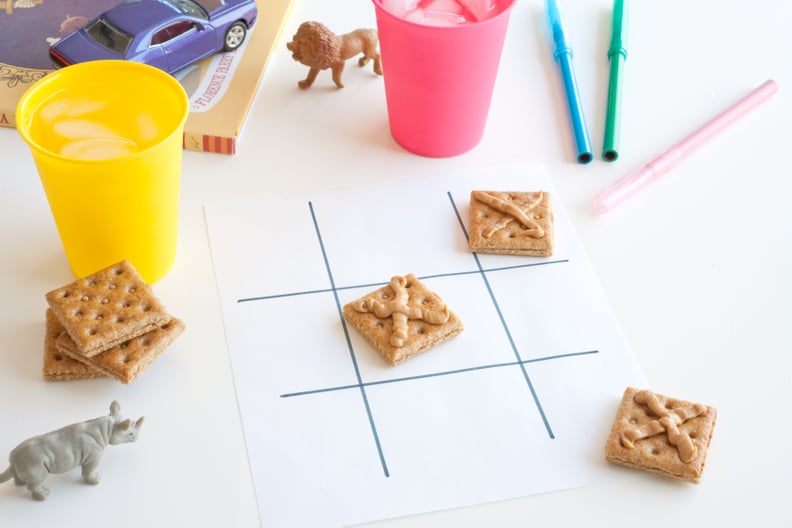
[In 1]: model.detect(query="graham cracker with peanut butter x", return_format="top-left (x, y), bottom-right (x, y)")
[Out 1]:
top-left (605, 387), bottom-right (717, 484)
top-left (468, 190), bottom-right (554, 257)
top-left (342, 274), bottom-right (463, 366)
top-left (45, 260), bottom-right (172, 357)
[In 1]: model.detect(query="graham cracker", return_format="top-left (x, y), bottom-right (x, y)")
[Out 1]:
top-left (43, 308), bottom-right (105, 382)
top-left (468, 190), bottom-right (554, 257)
top-left (45, 260), bottom-right (172, 357)
top-left (56, 317), bottom-right (185, 384)
top-left (605, 387), bottom-right (717, 484)
top-left (342, 274), bottom-right (463, 366)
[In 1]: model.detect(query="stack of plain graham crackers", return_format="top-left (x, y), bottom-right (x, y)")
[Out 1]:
top-left (42, 260), bottom-right (184, 383)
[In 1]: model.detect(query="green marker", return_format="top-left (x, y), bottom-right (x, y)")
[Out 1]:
top-left (602, 0), bottom-right (627, 161)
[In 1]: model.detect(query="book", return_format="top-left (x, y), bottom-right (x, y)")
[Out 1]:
top-left (0, 0), bottom-right (296, 154)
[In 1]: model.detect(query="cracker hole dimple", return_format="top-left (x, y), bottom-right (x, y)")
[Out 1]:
top-left (81, 295), bottom-right (90, 302)
top-left (87, 328), bottom-right (98, 336)
top-left (54, 354), bottom-right (64, 361)
top-left (100, 297), bottom-right (110, 304)
top-left (119, 342), bottom-right (129, 349)
top-left (107, 283), bottom-right (117, 290)
top-left (119, 301), bottom-right (132, 309)
top-left (127, 286), bottom-right (137, 294)
top-left (139, 304), bottom-right (152, 312)
top-left (114, 316), bottom-right (125, 324)
top-left (651, 447), bottom-right (661, 456)
top-left (628, 417), bottom-right (639, 425)
top-left (375, 320), bottom-right (384, 328)
top-left (72, 308), bottom-right (84, 318)
top-left (113, 267), bottom-right (125, 276)
top-left (120, 356), bottom-right (132, 364)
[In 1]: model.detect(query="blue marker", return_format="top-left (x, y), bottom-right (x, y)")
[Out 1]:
top-left (546, 0), bottom-right (593, 164)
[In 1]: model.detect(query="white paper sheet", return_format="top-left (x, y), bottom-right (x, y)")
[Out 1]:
top-left (205, 165), bottom-right (645, 527)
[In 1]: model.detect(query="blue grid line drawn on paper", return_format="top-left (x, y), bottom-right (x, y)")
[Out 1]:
top-left (447, 191), bottom-right (555, 438)
top-left (237, 260), bottom-right (570, 303)
top-left (308, 201), bottom-right (391, 478)
top-left (235, 192), bottom-right (600, 478)
top-left (280, 349), bottom-right (599, 398)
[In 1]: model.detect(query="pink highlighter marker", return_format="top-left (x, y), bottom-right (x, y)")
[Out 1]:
top-left (593, 79), bottom-right (779, 214)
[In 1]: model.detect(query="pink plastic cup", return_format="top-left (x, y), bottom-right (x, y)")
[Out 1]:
top-left (373, 0), bottom-right (516, 157)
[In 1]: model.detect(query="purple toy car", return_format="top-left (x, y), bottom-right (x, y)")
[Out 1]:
top-left (50, 0), bottom-right (257, 74)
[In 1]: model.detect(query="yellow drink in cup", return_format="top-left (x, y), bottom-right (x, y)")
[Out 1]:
top-left (16, 61), bottom-right (189, 283)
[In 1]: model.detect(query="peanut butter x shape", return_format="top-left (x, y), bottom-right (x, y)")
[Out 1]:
top-left (468, 190), bottom-right (555, 256)
top-left (605, 387), bottom-right (717, 483)
top-left (342, 274), bottom-right (463, 366)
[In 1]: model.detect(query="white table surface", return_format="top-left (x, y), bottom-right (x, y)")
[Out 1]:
top-left (1, 0), bottom-right (790, 526)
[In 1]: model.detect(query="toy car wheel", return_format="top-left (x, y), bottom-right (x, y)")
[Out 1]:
top-left (223, 22), bottom-right (247, 51)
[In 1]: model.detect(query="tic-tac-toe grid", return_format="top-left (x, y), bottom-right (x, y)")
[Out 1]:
top-left (205, 167), bottom-right (645, 528)
top-left (240, 194), bottom-right (595, 478)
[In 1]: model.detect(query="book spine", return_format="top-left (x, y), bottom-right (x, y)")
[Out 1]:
top-left (182, 133), bottom-right (237, 155)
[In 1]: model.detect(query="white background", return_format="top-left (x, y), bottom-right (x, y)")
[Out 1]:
top-left (1, 0), bottom-right (790, 526)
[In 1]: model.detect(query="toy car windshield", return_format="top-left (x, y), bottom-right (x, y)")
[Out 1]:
top-left (85, 19), bottom-right (133, 55)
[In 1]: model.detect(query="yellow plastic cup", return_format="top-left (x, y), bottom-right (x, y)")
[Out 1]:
top-left (16, 60), bottom-right (189, 283)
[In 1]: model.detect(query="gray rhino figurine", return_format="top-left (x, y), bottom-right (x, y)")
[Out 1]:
top-left (0, 401), bottom-right (143, 501)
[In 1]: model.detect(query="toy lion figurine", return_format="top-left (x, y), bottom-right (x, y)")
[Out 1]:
top-left (286, 21), bottom-right (383, 89)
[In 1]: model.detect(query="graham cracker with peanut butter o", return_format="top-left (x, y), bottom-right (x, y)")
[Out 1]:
top-left (43, 308), bottom-right (106, 382)
top-left (45, 260), bottom-right (172, 358)
top-left (468, 190), bottom-right (554, 257)
top-left (342, 274), bottom-right (463, 366)
top-left (605, 387), bottom-right (717, 484)
top-left (56, 318), bottom-right (185, 384)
